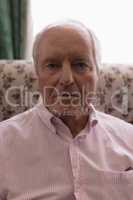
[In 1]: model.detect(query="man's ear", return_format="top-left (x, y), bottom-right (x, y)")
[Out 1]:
top-left (95, 70), bottom-right (99, 91)
top-left (95, 63), bottom-right (100, 76)
top-left (34, 63), bottom-right (39, 76)
top-left (95, 67), bottom-right (99, 81)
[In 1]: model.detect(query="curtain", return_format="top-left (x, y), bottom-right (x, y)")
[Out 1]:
top-left (0, 0), bottom-right (28, 59)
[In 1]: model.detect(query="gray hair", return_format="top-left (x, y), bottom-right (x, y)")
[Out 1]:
top-left (32, 20), bottom-right (101, 72)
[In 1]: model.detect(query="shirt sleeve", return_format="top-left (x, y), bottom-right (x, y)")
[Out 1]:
top-left (120, 121), bottom-right (133, 151)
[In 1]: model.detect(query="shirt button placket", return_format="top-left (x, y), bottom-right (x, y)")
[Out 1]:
top-left (69, 140), bottom-right (80, 199)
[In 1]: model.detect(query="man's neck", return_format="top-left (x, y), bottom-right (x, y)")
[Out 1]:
top-left (60, 113), bottom-right (89, 138)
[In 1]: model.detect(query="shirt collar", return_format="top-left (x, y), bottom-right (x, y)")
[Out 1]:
top-left (88, 103), bottom-right (98, 128)
top-left (35, 97), bottom-right (55, 133)
top-left (35, 97), bottom-right (98, 133)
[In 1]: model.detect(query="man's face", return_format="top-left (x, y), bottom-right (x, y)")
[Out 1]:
top-left (36, 26), bottom-right (98, 116)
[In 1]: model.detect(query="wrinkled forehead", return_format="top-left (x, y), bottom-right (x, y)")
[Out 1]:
top-left (37, 25), bottom-right (93, 62)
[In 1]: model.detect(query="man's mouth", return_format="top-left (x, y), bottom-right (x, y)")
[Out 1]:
top-left (60, 93), bottom-right (79, 97)
top-left (60, 89), bottom-right (81, 96)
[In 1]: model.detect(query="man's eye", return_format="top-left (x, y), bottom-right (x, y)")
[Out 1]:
top-left (73, 62), bottom-right (87, 70)
top-left (46, 63), bottom-right (58, 69)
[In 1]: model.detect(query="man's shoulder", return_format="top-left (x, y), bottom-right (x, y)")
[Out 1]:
top-left (96, 110), bottom-right (133, 131)
top-left (0, 106), bottom-right (37, 141)
top-left (0, 107), bottom-right (35, 126)
top-left (96, 110), bottom-right (133, 149)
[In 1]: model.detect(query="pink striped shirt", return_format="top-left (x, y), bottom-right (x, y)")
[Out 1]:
top-left (0, 101), bottom-right (133, 200)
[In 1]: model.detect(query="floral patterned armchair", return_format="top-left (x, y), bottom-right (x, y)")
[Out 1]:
top-left (0, 60), bottom-right (133, 124)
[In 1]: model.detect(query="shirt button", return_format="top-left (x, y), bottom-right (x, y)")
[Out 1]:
top-left (78, 135), bottom-right (86, 140)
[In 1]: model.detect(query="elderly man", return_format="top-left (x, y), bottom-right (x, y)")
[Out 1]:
top-left (0, 20), bottom-right (133, 200)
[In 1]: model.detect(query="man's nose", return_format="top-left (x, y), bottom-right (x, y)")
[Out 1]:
top-left (59, 61), bottom-right (74, 86)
